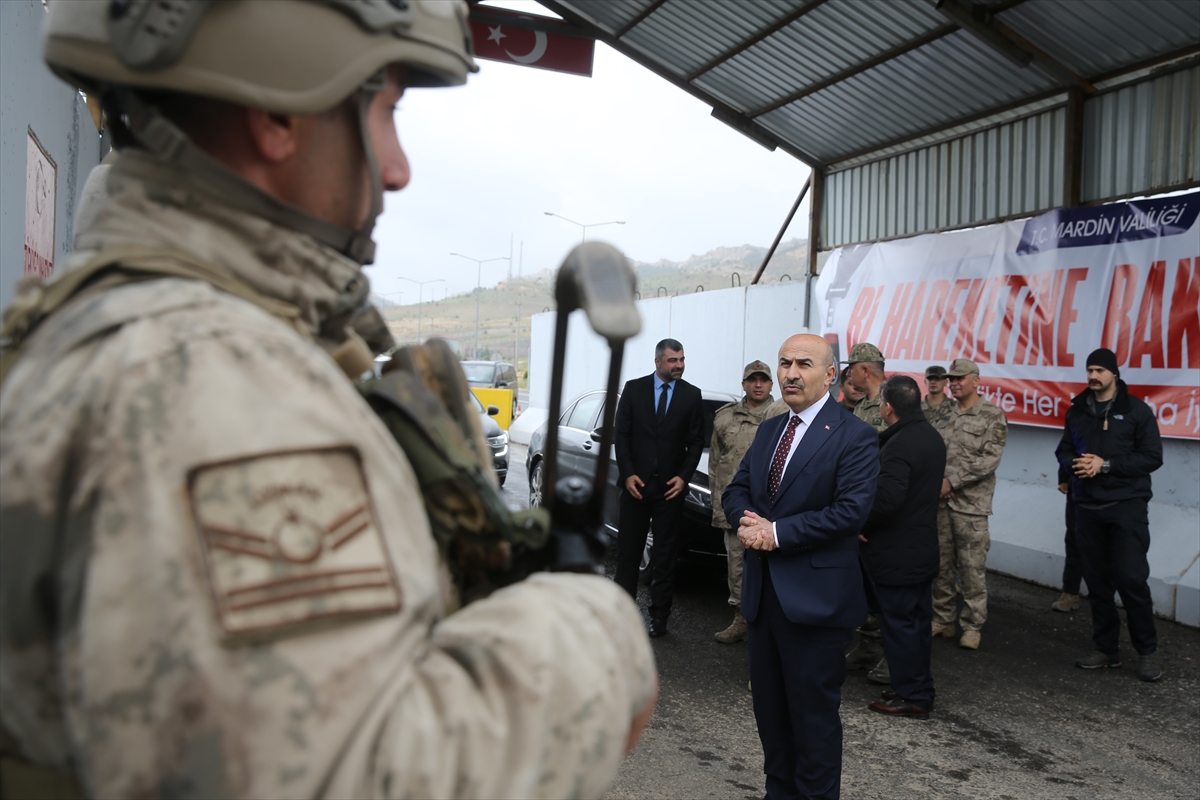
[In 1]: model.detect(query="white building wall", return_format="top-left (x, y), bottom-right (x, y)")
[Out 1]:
top-left (525, 280), bottom-right (1200, 625)
top-left (1, 0), bottom-right (107, 312)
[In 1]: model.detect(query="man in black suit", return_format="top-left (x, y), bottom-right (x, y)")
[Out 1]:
top-left (860, 376), bottom-right (946, 720)
top-left (723, 334), bottom-right (879, 800)
top-left (614, 338), bottom-right (704, 637)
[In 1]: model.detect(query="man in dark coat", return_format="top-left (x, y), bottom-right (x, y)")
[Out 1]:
top-left (861, 376), bottom-right (946, 719)
top-left (614, 338), bottom-right (704, 637)
top-left (1055, 348), bottom-right (1164, 681)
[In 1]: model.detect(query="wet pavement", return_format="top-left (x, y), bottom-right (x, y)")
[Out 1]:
top-left (503, 446), bottom-right (1200, 799)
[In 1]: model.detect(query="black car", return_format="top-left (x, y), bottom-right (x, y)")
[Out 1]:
top-left (526, 388), bottom-right (737, 566)
top-left (373, 354), bottom-right (509, 486)
top-left (471, 392), bottom-right (510, 486)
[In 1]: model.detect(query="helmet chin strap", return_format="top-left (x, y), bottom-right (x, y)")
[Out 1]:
top-left (346, 69), bottom-right (387, 266)
top-left (117, 79), bottom-right (385, 266)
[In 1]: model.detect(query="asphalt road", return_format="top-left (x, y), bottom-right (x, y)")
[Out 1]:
top-left (502, 445), bottom-right (1200, 800)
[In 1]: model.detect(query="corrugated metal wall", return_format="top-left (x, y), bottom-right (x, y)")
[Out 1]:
top-left (821, 63), bottom-right (1199, 249)
top-left (1083, 63), bottom-right (1200, 204)
top-left (823, 106), bottom-right (1066, 247)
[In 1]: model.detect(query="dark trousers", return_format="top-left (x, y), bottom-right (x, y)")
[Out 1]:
top-left (613, 479), bottom-right (684, 622)
top-left (1062, 492), bottom-right (1083, 595)
top-left (1075, 500), bottom-right (1158, 656)
top-left (874, 581), bottom-right (935, 708)
top-left (748, 561), bottom-right (851, 800)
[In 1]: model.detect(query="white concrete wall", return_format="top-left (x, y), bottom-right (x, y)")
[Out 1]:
top-left (1, 0), bottom-right (107, 312)
top-left (527, 280), bottom-right (1200, 625)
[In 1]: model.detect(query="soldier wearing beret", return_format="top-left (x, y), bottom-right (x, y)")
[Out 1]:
top-left (931, 359), bottom-right (1008, 651)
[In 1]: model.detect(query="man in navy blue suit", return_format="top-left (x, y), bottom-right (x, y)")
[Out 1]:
top-left (723, 334), bottom-right (880, 800)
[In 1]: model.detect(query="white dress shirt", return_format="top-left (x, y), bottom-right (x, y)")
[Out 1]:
top-left (769, 392), bottom-right (830, 545)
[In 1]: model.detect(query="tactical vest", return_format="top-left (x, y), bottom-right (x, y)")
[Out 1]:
top-left (0, 246), bottom-right (550, 604)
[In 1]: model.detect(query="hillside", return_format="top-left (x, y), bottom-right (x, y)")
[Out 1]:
top-left (378, 237), bottom-right (807, 364)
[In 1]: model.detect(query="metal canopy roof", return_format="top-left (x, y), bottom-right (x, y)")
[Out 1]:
top-left (538, 0), bottom-right (1200, 169)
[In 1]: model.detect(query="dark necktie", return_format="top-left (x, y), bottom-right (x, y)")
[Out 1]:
top-left (656, 382), bottom-right (669, 422)
top-left (768, 416), bottom-right (802, 499)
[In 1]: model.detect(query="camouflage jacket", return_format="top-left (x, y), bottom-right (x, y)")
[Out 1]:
top-left (922, 396), bottom-right (953, 428)
top-left (939, 395), bottom-right (1008, 515)
top-left (854, 391), bottom-right (886, 432)
top-left (0, 152), bottom-right (655, 799)
top-left (708, 395), bottom-right (782, 527)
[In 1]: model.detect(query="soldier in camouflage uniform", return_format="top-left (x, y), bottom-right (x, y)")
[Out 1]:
top-left (0, 4), bottom-right (657, 798)
top-left (921, 364), bottom-right (952, 427)
top-left (838, 365), bottom-right (864, 411)
top-left (844, 342), bottom-right (886, 432)
top-left (931, 359), bottom-right (1008, 651)
top-left (708, 360), bottom-right (784, 643)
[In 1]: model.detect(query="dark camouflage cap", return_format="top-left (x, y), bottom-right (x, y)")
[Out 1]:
top-left (925, 365), bottom-right (947, 378)
top-left (841, 342), bottom-right (884, 364)
top-left (946, 358), bottom-right (980, 377)
top-left (743, 360), bottom-right (773, 380)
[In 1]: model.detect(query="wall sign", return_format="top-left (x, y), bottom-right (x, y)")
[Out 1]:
top-left (25, 128), bottom-right (56, 279)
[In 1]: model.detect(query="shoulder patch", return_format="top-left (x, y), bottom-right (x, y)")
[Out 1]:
top-left (187, 447), bottom-right (400, 642)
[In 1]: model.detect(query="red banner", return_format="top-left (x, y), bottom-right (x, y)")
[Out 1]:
top-left (469, 9), bottom-right (594, 76)
top-left (892, 374), bottom-right (1198, 439)
top-left (817, 192), bottom-right (1200, 439)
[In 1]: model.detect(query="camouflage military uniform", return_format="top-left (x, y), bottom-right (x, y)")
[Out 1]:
top-left (932, 396), bottom-right (1008, 633)
top-left (854, 392), bottom-right (886, 432)
top-left (709, 395), bottom-right (782, 607)
top-left (922, 397), bottom-right (953, 428)
top-left (0, 154), bottom-right (656, 799)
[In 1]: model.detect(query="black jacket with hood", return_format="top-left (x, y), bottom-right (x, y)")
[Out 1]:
top-left (1055, 379), bottom-right (1163, 505)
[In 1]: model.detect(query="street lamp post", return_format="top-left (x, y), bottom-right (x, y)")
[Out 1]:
top-left (450, 252), bottom-right (510, 358)
top-left (544, 211), bottom-right (625, 243)
top-left (398, 277), bottom-right (444, 343)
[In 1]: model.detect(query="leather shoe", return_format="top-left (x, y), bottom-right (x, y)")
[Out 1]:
top-left (881, 689), bottom-right (897, 701)
top-left (648, 619), bottom-right (668, 638)
top-left (868, 697), bottom-right (930, 720)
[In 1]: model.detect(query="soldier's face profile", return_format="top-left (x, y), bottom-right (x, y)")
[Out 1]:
top-left (292, 66), bottom-right (410, 231)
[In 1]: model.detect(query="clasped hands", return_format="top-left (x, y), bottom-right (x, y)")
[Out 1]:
top-left (737, 510), bottom-right (777, 551)
top-left (1072, 453), bottom-right (1105, 479)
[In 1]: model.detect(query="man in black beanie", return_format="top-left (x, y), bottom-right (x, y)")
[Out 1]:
top-left (1055, 348), bottom-right (1164, 681)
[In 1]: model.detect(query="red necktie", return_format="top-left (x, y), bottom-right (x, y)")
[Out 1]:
top-left (768, 416), bottom-right (801, 500)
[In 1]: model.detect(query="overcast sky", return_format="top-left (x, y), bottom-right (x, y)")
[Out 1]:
top-left (366, 0), bottom-right (811, 305)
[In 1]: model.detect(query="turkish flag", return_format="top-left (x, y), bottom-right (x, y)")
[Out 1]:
top-left (468, 11), bottom-right (594, 77)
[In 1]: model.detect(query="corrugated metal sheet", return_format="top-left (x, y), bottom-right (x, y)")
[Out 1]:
top-left (623, 0), bottom-right (794, 78)
top-left (556, 0), bottom-right (656, 32)
top-left (1083, 63), bottom-right (1200, 202)
top-left (695, 0), bottom-right (945, 113)
top-left (759, 31), bottom-right (1058, 163)
top-left (823, 106), bottom-right (1066, 247)
top-left (831, 94), bottom-right (1066, 170)
top-left (1001, 0), bottom-right (1200, 80)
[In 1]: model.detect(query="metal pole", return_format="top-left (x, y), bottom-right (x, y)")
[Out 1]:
top-left (751, 175), bottom-right (810, 285)
top-left (399, 277), bottom-right (443, 344)
top-left (450, 254), bottom-right (509, 358)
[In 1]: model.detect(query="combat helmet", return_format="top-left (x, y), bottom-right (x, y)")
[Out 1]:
top-left (42, 0), bottom-right (478, 264)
